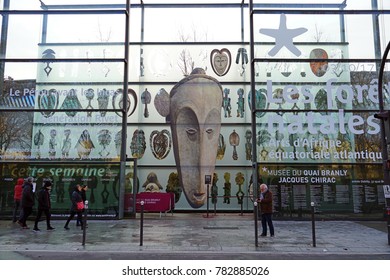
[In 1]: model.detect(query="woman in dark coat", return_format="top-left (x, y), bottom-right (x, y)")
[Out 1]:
top-left (64, 184), bottom-right (84, 230)
top-left (76, 185), bottom-right (88, 226)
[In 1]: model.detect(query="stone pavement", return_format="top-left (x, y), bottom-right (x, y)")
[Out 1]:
top-left (0, 213), bottom-right (389, 260)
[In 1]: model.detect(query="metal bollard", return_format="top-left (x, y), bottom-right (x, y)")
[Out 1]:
top-left (140, 200), bottom-right (144, 246)
top-left (82, 200), bottom-right (89, 246)
top-left (387, 207), bottom-right (390, 245)
top-left (311, 201), bottom-right (316, 247)
top-left (206, 183), bottom-right (210, 218)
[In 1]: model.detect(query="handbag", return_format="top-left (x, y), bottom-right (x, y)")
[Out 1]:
top-left (76, 201), bottom-right (84, 211)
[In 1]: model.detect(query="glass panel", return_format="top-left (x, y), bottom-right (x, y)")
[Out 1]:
top-left (379, 14), bottom-right (390, 54)
top-left (0, 162), bottom-right (123, 218)
top-left (4, 15), bottom-right (42, 59)
top-left (124, 159), bottom-right (136, 217)
top-left (253, 62), bottom-right (389, 112)
top-left (136, 166), bottom-right (254, 211)
top-left (252, 12), bottom-right (387, 60)
top-left (254, 14), bottom-right (343, 44)
top-left (37, 44), bottom-right (125, 81)
top-left (136, 44), bottom-right (249, 82)
top-left (44, 14), bottom-right (126, 44)
top-left (251, 0), bottom-right (369, 8)
top-left (1, 14), bottom-right (126, 58)
top-left (258, 163), bottom-right (385, 217)
top-left (2, 62), bottom-right (38, 80)
top-left (143, 8), bottom-right (242, 42)
top-left (255, 111), bottom-right (381, 164)
top-left (7, 0), bottom-right (127, 10)
top-left (0, 111), bottom-right (123, 160)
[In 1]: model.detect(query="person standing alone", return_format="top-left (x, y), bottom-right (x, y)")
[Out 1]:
top-left (258, 183), bottom-right (274, 237)
top-left (33, 181), bottom-right (55, 231)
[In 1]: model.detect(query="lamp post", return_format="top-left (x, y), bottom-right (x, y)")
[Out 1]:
top-left (204, 175), bottom-right (212, 218)
top-left (0, 0), bottom-right (10, 88)
top-left (375, 39), bottom-right (390, 246)
top-left (82, 200), bottom-right (89, 246)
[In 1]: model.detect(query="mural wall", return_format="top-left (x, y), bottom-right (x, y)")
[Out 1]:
top-left (1, 2), bottom-right (389, 218)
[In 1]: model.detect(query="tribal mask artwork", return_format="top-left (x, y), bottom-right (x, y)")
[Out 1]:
top-left (310, 48), bottom-right (328, 77)
top-left (38, 89), bottom-right (59, 118)
top-left (210, 48), bottom-right (232, 77)
top-left (150, 129), bottom-right (171, 160)
top-left (142, 172), bottom-right (163, 193)
top-left (75, 129), bottom-right (95, 159)
top-left (154, 88), bottom-right (170, 119)
top-left (60, 89), bottom-right (82, 117)
top-left (169, 68), bottom-right (222, 208)
top-left (130, 129), bottom-right (146, 159)
top-left (112, 88), bottom-right (138, 117)
top-left (42, 49), bottom-right (56, 77)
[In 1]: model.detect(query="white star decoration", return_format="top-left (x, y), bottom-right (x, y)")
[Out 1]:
top-left (260, 14), bottom-right (308, 57)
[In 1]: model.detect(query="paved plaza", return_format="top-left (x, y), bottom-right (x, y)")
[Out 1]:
top-left (0, 213), bottom-right (389, 259)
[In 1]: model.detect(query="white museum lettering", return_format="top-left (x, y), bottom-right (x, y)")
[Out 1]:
top-left (274, 169), bottom-right (348, 184)
top-left (293, 138), bottom-right (341, 149)
top-left (265, 78), bottom-right (389, 106)
top-left (267, 150), bottom-right (381, 161)
top-left (8, 87), bottom-right (35, 96)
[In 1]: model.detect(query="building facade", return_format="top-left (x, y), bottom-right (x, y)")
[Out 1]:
top-left (1, 0), bottom-right (390, 219)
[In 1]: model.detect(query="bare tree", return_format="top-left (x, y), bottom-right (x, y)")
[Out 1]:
top-left (313, 23), bottom-right (326, 42)
top-left (0, 111), bottom-right (32, 156)
top-left (0, 79), bottom-right (33, 157)
top-left (177, 25), bottom-right (208, 76)
top-left (178, 49), bottom-right (195, 77)
top-left (96, 18), bottom-right (112, 42)
top-left (351, 71), bottom-right (383, 159)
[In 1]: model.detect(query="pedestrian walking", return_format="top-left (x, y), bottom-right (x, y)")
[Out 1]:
top-left (18, 177), bottom-right (35, 229)
top-left (33, 181), bottom-right (55, 231)
top-left (64, 184), bottom-right (84, 230)
top-left (76, 185), bottom-right (88, 227)
top-left (258, 183), bottom-right (274, 237)
top-left (12, 178), bottom-right (24, 223)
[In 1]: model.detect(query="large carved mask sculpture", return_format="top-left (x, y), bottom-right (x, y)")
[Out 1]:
top-left (169, 68), bottom-right (222, 208)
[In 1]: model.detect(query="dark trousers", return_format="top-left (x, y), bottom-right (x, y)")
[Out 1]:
top-left (34, 208), bottom-right (51, 229)
top-left (12, 200), bottom-right (21, 222)
top-left (20, 207), bottom-right (33, 227)
top-left (261, 213), bottom-right (274, 236)
top-left (18, 208), bottom-right (24, 222)
top-left (64, 211), bottom-right (83, 228)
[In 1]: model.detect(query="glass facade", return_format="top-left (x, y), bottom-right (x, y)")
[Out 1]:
top-left (1, 0), bottom-right (389, 219)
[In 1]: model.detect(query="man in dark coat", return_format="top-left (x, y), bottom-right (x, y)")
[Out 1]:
top-left (33, 181), bottom-right (55, 231)
top-left (18, 177), bottom-right (35, 229)
top-left (258, 183), bottom-right (275, 237)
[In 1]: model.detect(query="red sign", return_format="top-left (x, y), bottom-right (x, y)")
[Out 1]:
top-left (135, 192), bottom-right (174, 213)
